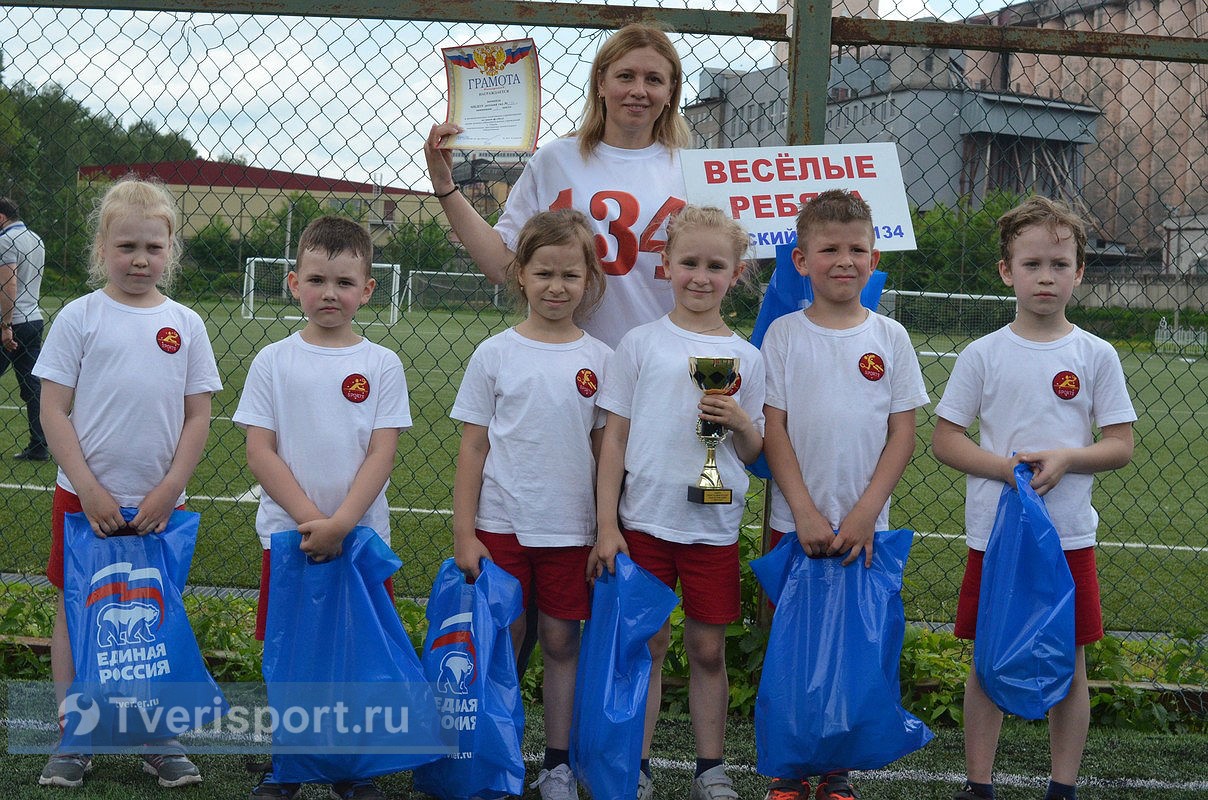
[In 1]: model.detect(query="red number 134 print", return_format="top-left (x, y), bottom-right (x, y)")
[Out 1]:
top-left (550, 189), bottom-right (685, 278)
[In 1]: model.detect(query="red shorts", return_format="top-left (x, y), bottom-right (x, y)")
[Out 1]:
top-left (255, 547), bottom-right (395, 641)
top-left (954, 546), bottom-right (1103, 646)
top-left (46, 487), bottom-right (184, 590)
top-left (622, 529), bottom-right (740, 624)
top-left (476, 531), bottom-right (591, 620)
top-left (46, 487), bottom-right (83, 590)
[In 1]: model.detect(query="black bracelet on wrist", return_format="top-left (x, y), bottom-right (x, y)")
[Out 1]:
top-left (434, 184), bottom-right (461, 199)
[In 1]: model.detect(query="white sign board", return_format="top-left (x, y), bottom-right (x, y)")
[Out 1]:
top-left (681, 143), bottom-right (916, 258)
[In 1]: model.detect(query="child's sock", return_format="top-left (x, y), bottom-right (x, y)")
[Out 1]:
top-left (963, 781), bottom-right (995, 799)
top-left (542, 748), bottom-right (569, 770)
top-left (1044, 780), bottom-right (1077, 800)
top-left (640, 758), bottom-right (651, 778)
top-left (695, 757), bottom-right (723, 777)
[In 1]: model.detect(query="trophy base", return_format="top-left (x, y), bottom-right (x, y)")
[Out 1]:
top-left (688, 485), bottom-right (733, 505)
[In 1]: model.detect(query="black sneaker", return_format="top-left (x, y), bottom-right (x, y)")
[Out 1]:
top-left (816, 773), bottom-right (858, 800)
top-left (330, 780), bottom-right (386, 800)
top-left (953, 784), bottom-right (993, 800)
top-left (249, 770), bottom-right (301, 800)
top-left (14, 445), bottom-right (49, 461)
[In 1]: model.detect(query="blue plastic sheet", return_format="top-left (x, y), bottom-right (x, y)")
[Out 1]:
top-left (61, 508), bottom-right (227, 752)
top-left (264, 527), bottom-right (443, 783)
top-left (570, 554), bottom-right (679, 800)
top-left (974, 463), bottom-right (1076, 719)
top-left (747, 242), bottom-right (887, 479)
top-left (413, 558), bottom-right (525, 800)
top-left (751, 530), bottom-right (932, 777)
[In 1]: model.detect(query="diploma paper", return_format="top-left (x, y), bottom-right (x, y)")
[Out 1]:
top-left (442, 38), bottom-right (541, 153)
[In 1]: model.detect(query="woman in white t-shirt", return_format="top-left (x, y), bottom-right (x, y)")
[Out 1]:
top-left (424, 23), bottom-right (690, 348)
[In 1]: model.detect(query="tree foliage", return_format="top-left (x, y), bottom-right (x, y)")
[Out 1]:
top-left (880, 191), bottom-right (1024, 294)
top-left (382, 218), bottom-right (457, 275)
top-left (242, 193), bottom-right (328, 263)
top-left (0, 79), bottom-right (197, 289)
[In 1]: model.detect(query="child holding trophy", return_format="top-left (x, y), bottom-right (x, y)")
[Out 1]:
top-left (592, 205), bottom-right (764, 800)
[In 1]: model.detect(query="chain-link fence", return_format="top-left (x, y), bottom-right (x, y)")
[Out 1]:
top-left (0, 0), bottom-right (1204, 691)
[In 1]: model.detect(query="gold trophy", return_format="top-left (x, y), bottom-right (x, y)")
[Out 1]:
top-left (687, 356), bottom-right (740, 504)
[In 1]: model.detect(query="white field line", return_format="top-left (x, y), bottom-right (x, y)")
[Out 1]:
top-left (1, 718), bottom-right (1205, 792)
top-left (2, 484), bottom-right (1202, 554)
top-left (12, 718), bottom-right (1208, 793)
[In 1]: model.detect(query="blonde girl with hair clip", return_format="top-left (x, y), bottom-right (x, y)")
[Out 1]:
top-left (424, 23), bottom-right (689, 348)
top-left (34, 177), bottom-right (221, 789)
top-left (593, 205), bottom-right (764, 800)
top-left (449, 209), bottom-right (610, 799)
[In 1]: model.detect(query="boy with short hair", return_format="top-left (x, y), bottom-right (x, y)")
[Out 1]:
top-left (233, 216), bottom-right (412, 800)
top-left (931, 196), bottom-right (1136, 800)
top-left (761, 189), bottom-right (930, 800)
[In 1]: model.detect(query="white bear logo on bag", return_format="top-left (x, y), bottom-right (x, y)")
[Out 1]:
top-left (437, 652), bottom-right (475, 695)
top-left (96, 601), bottom-right (160, 647)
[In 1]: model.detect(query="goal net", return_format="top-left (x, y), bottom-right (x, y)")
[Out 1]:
top-left (879, 289), bottom-right (1017, 338)
top-left (241, 258), bottom-right (403, 326)
top-left (405, 270), bottom-right (503, 313)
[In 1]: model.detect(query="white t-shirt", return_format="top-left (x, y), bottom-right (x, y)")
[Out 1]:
top-left (494, 137), bottom-right (684, 347)
top-left (33, 290), bottom-right (222, 506)
top-left (450, 328), bottom-right (612, 547)
top-left (232, 333), bottom-right (412, 548)
top-left (762, 311), bottom-right (929, 533)
top-left (934, 325), bottom-right (1136, 550)
top-left (598, 316), bottom-right (765, 546)
top-left (0, 221), bottom-right (45, 324)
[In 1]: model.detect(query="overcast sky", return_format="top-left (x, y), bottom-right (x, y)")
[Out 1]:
top-left (0, 0), bottom-right (988, 191)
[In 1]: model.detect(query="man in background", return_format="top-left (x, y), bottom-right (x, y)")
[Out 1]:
top-left (0, 196), bottom-right (48, 461)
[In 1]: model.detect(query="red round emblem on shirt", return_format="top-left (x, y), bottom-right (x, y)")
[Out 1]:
top-left (156, 327), bottom-right (182, 354)
top-left (1052, 370), bottom-right (1080, 400)
top-left (858, 352), bottom-right (886, 381)
top-left (575, 368), bottom-right (599, 398)
top-left (342, 373), bottom-right (370, 403)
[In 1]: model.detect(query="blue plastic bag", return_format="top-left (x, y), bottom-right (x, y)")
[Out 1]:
top-left (751, 530), bottom-right (932, 777)
top-left (61, 508), bottom-right (227, 752)
top-left (747, 242), bottom-right (887, 479)
top-left (412, 558), bottom-right (525, 800)
top-left (264, 527), bottom-right (444, 783)
top-left (570, 554), bottom-right (679, 800)
top-left (974, 463), bottom-right (1076, 719)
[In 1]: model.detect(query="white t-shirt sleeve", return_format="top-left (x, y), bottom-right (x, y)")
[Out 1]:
top-left (1090, 343), bottom-right (1137, 428)
top-left (598, 333), bottom-right (639, 420)
top-left (32, 300), bottom-right (85, 388)
top-left (232, 348), bottom-right (278, 431)
top-left (450, 344), bottom-right (497, 428)
top-left (934, 342), bottom-right (984, 429)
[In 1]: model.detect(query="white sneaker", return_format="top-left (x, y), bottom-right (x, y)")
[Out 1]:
top-left (637, 769), bottom-right (654, 800)
top-left (690, 765), bottom-right (738, 800)
top-left (530, 763), bottom-right (578, 800)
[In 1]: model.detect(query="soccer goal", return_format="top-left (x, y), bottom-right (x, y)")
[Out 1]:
top-left (404, 270), bottom-right (503, 313)
top-left (240, 258), bottom-right (403, 326)
top-left (879, 289), bottom-right (1017, 338)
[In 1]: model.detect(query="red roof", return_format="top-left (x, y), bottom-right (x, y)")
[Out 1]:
top-left (78, 159), bottom-right (423, 197)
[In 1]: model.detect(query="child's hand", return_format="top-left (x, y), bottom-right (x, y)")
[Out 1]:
top-left (794, 508), bottom-right (835, 558)
top-left (1016, 449), bottom-right (1074, 496)
top-left (77, 484), bottom-right (124, 537)
top-left (454, 536), bottom-right (492, 581)
top-left (297, 518), bottom-right (349, 561)
top-left (589, 527), bottom-right (629, 580)
top-left (698, 394), bottom-right (752, 435)
top-left (130, 483), bottom-right (179, 534)
top-left (832, 506), bottom-right (877, 567)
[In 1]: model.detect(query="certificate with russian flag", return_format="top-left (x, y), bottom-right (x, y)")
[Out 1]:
top-left (442, 38), bottom-right (541, 153)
